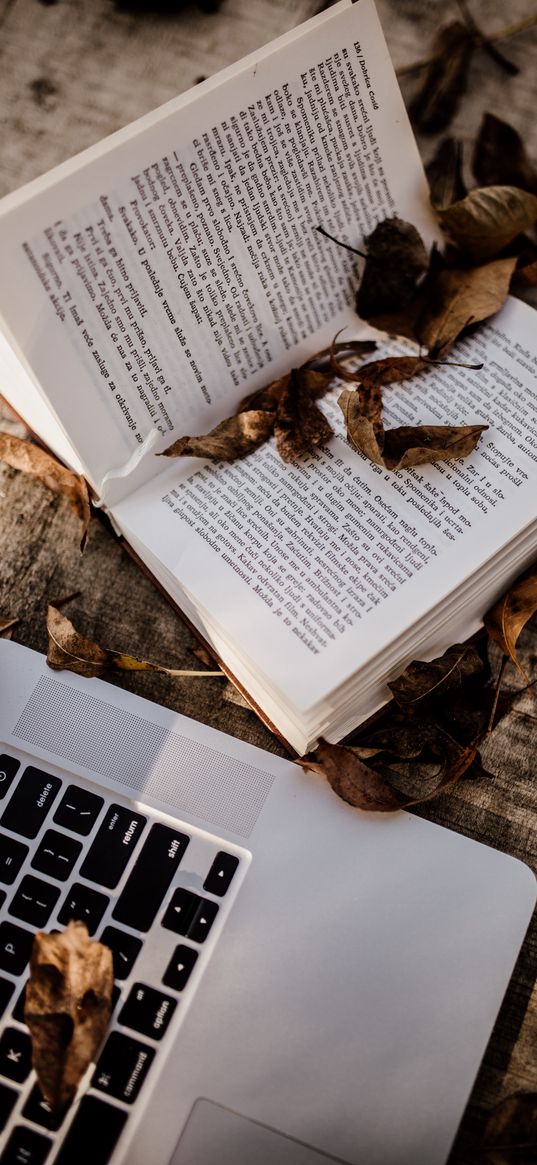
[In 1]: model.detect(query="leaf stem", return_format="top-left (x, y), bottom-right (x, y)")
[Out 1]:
top-left (314, 225), bottom-right (366, 258)
top-left (486, 655), bottom-right (508, 734)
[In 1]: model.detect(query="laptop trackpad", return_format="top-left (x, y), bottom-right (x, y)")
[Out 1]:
top-left (169, 1098), bottom-right (344, 1164)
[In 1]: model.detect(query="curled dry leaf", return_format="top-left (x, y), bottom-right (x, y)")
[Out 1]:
top-left (274, 367), bottom-right (333, 462)
top-left (0, 615), bottom-right (20, 640)
top-left (160, 409), bottom-right (275, 462)
top-left (482, 1092), bottom-right (537, 1165)
top-left (484, 564), bottom-right (537, 675)
top-left (46, 605), bottom-right (223, 679)
top-left (25, 921), bottom-right (113, 1112)
top-left (388, 642), bottom-right (486, 707)
top-left (0, 432), bottom-right (90, 551)
top-left (357, 355), bottom-right (427, 389)
top-left (438, 186), bottom-right (537, 262)
top-left (409, 21), bottom-right (475, 134)
top-left (426, 137), bottom-right (467, 211)
top-left (355, 217), bottom-right (429, 321)
top-left (416, 257), bottom-right (517, 358)
top-left (339, 387), bottom-right (487, 471)
top-left (473, 113), bottom-right (537, 195)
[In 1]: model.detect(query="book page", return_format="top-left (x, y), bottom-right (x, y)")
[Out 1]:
top-left (0, 0), bottom-right (435, 499)
top-left (113, 297), bottom-right (537, 710)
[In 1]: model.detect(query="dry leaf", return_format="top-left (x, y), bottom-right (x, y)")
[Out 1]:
top-left (426, 137), bottom-right (467, 211)
top-left (0, 432), bottom-right (90, 550)
top-left (274, 367), bottom-right (333, 462)
top-left (46, 605), bottom-right (223, 678)
top-left (409, 22), bottom-right (475, 134)
top-left (417, 257), bottom-right (516, 358)
top-left (473, 113), bottom-right (537, 195)
top-left (160, 409), bottom-right (275, 462)
top-left (0, 615), bottom-right (20, 640)
top-left (356, 217), bottom-right (429, 321)
top-left (484, 564), bottom-right (537, 675)
top-left (357, 355), bottom-right (427, 388)
top-left (483, 1092), bottom-right (537, 1164)
top-left (438, 186), bottom-right (537, 262)
top-left (304, 339), bottom-right (377, 367)
top-left (388, 643), bottom-right (486, 707)
top-left (25, 922), bottom-right (113, 1112)
top-left (339, 387), bottom-right (486, 471)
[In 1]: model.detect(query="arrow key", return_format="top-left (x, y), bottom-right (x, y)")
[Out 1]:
top-left (188, 898), bottom-right (219, 944)
top-left (162, 944), bottom-right (198, 992)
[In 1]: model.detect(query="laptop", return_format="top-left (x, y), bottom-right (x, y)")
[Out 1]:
top-left (0, 638), bottom-right (534, 1165)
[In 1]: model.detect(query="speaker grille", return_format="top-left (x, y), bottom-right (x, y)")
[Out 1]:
top-left (13, 676), bottom-right (275, 837)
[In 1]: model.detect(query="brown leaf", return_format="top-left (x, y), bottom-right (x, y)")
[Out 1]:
top-left (438, 186), bottom-right (537, 262)
top-left (473, 113), bottom-right (537, 195)
top-left (46, 605), bottom-right (223, 678)
top-left (339, 387), bottom-right (487, 471)
top-left (159, 409), bottom-right (275, 462)
top-left (357, 355), bottom-right (427, 388)
top-left (409, 22), bottom-right (475, 134)
top-left (483, 1092), bottom-right (537, 1164)
top-left (389, 643), bottom-right (486, 707)
top-left (417, 257), bottom-right (517, 358)
top-left (0, 615), bottom-right (20, 640)
top-left (304, 339), bottom-right (377, 367)
top-left (25, 922), bottom-right (113, 1112)
top-left (0, 432), bottom-right (90, 550)
top-left (274, 367), bottom-right (333, 462)
top-left (426, 137), bottom-right (467, 210)
top-left (484, 564), bottom-right (537, 675)
top-left (356, 217), bottom-right (429, 321)
top-left (303, 734), bottom-right (479, 813)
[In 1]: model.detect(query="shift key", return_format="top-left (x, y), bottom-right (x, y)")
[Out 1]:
top-left (80, 804), bottom-right (146, 888)
top-left (112, 823), bottom-right (189, 931)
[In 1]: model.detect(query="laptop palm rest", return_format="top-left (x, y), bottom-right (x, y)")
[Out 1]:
top-left (170, 1098), bottom-right (344, 1165)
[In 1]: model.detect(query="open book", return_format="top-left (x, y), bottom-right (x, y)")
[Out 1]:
top-left (1, 0), bottom-right (537, 754)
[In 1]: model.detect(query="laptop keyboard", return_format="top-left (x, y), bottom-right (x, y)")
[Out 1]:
top-left (0, 749), bottom-right (248, 1164)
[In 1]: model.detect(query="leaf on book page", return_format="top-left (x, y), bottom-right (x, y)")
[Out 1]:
top-left (426, 137), bottom-right (467, 211)
top-left (482, 1091), bottom-right (537, 1165)
top-left (304, 339), bottom-right (377, 367)
top-left (0, 615), bottom-right (20, 640)
top-left (301, 734), bottom-right (479, 812)
top-left (388, 643), bottom-right (486, 707)
top-left (438, 186), bottom-right (537, 262)
top-left (274, 367), bottom-right (333, 462)
top-left (0, 432), bottom-right (90, 550)
top-left (160, 409), bottom-right (276, 462)
top-left (484, 564), bottom-right (537, 676)
top-left (25, 921), bottom-right (113, 1113)
top-left (416, 257), bottom-right (517, 358)
top-left (409, 21), bottom-right (475, 134)
top-left (356, 355), bottom-right (427, 388)
top-left (473, 113), bottom-right (537, 195)
top-left (338, 387), bottom-right (487, 471)
top-left (46, 605), bottom-right (223, 679)
top-left (355, 217), bottom-right (429, 321)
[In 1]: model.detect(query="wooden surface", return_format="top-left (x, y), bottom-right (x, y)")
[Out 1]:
top-left (1, 1), bottom-right (537, 1161)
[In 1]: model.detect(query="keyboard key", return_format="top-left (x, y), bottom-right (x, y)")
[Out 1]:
top-left (31, 829), bottom-right (82, 882)
top-left (0, 1081), bottom-right (17, 1131)
top-left (0, 976), bottom-right (15, 1020)
top-left (0, 834), bottom-right (29, 885)
top-left (0, 889), bottom-right (5, 910)
top-left (1, 1126), bottom-right (52, 1164)
top-left (162, 944), bottom-right (198, 992)
top-left (0, 922), bottom-right (34, 976)
top-left (23, 1083), bottom-right (65, 1131)
top-left (58, 883), bottom-right (109, 935)
top-left (53, 785), bottom-right (104, 836)
top-left (119, 983), bottom-right (176, 1041)
top-left (93, 1031), bottom-right (155, 1104)
top-left (53, 1094), bottom-right (127, 1165)
top-left (80, 804), bottom-right (146, 889)
top-left (0, 1026), bottom-right (32, 1083)
top-left (9, 875), bottom-right (60, 930)
top-left (0, 755), bottom-right (20, 801)
top-left (189, 898), bottom-right (219, 943)
top-left (203, 851), bottom-right (239, 896)
top-left (112, 824), bottom-right (189, 932)
top-left (99, 927), bottom-right (142, 980)
top-left (162, 888), bottom-right (200, 936)
top-left (1, 767), bottom-right (61, 840)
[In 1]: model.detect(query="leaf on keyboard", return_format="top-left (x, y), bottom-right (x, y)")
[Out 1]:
top-left (24, 921), bottom-right (113, 1112)
top-left (46, 604), bottom-right (223, 679)
top-left (0, 432), bottom-right (91, 551)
